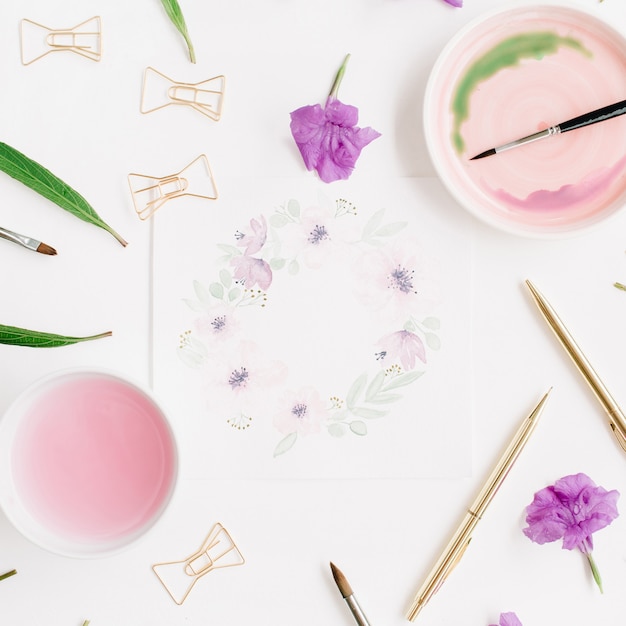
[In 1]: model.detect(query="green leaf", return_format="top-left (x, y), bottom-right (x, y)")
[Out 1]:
top-left (193, 279), bottom-right (212, 304)
top-left (383, 370), bottom-right (424, 391)
top-left (270, 214), bottom-right (289, 228)
top-left (217, 244), bottom-right (241, 257)
top-left (346, 373), bottom-right (367, 409)
top-left (365, 369), bottom-right (386, 401)
top-left (209, 282), bottom-right (224, 299)
top-left (352, 407), bottom-right (387, 419)
top-left (182, 298), bottom-right (205, 312)
top-left (361, 208), bottom-right (386, 239)
top-left (228, 287), bottom-right (241, 301)
top-left (288, 259), bottom-right (300, 275)
top-left (328, 423), bottom-right (346, 437)
top-left (349, 421), bottom-right (368, 436)
top-left (273, 432), bottom-right (297, 457)
top-left (0, 324), bottom-right (111, 348)
top-left (270, 257), bottom-right (286, 270)
top-left (366, 393), bottom-right (402, 404)
top-left (425, 332), bottom-right (441, 350)
top-left (219, 269), bottom-right (232, 288)
top-left (0, 143), bottom-right (126, 246)
top-left (374, 221), bottom-right (407, 237)
top-left (286, 199), bottom-right (300, 218)
top-left (159, 0), bottom-right (196, 63)
top-left (422, 316), bottom-right (441, 330)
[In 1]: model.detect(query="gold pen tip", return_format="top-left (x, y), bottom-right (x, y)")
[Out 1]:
top-left (330, 562), bottom-right (353, 598)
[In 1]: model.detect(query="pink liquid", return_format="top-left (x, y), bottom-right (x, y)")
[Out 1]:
top-left (11, 374), bottom-right (176, 544)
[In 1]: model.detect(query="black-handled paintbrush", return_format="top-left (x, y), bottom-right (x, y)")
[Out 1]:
top-left (470, 99), bottom-right (626, 160)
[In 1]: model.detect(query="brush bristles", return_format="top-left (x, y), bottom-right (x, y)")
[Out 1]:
top-left (36, 242), bottom-right (57, 256)
top-left (330, 562), bottom-right (353, 598)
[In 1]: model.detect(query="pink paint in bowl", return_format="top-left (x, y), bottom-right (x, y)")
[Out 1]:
top-left (0, 369), bottom-right (178, 558)
top-left (424, 3), bottom-right (626, 237)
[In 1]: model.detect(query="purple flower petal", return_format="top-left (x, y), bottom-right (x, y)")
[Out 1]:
top-left (231, 255), bottom-right (272, 291)
top-left (523, 473), bottom-right (619, 553)
top-left (290, 98), bottom-right (380, 184)
top-left (443, 0), bottom-right (463, 6)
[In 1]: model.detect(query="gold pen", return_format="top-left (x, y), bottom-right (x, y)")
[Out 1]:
top-left (525, 279), bottom-right (626, 452)
top-left (406, 390), bottom-right (551, 622)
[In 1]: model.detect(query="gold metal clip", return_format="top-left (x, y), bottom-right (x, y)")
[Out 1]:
top-left (20, 16), bottom-right (102, 65)
top-left (128, 154), bottom-right (218, 220)
top-left (140, 67), bottom-right (226, 121)
top-left (153, 523), bottom-right (245, 605)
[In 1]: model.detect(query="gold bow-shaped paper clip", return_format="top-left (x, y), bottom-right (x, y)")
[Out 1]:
top-left (128, 154), bottom-right (218, 220)
top-left (141, 67), bottom-right (226, 121)
top-left (20, 16), bottom-right (102, 65)
top-left (152, 522), bottom-right (245, 605)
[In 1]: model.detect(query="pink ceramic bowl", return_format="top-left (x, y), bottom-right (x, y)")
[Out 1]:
top-left (424, 3), bottom-right (626, 237)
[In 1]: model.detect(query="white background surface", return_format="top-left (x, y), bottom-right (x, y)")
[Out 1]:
top-left (1, 0), bottom-right (625, 625)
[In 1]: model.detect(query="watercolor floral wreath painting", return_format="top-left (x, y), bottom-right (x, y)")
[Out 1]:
top-left (177, 191), bottom-right (442, 457)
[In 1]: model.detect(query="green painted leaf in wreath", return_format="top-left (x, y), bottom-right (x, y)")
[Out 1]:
top-left (270, 214), bottom-right (289, 228)
top-left (426, 332), bottom-right (441, 350)
top-left (219, 269), bottom-right (232, 288)
top-left (350, 421), bottom-right (368, 436)
top-left (374, 221), bottom-right (407, 238)
top-left (366, 393), bottom-right (403, 405)
top-left (209, 282), bottom-right (224, 299)
top-left (346, 373), bottom-right (367, 410)
top-left (384, 370), bottom-right (424, 391)
top-left (422, 316), bottom-right (441, 330)
top-left (328, 423), bottom-right (346, 437)
top-left (193, 279), bottom-right (212, 304)
top-left (288, 259), bottom-right (300, 275)
top-left (273, 432), bottom-right (298, 457)
top-left (183, 298), bottom-right (205, 312)
top-left (228, 287), bottom-right (241, 302)
top-left (365, 369), bottom-right (386, 401)
top-left (217, 244), bottom-right (241, 257)
top-left (270, 257), bottom-right (286, 270)
top-left (286, 199), bottom-right (300, 218)
top-left (361, 208), bottom-right (386, 240)
top-left (352, 407), bottom-right (387, 419)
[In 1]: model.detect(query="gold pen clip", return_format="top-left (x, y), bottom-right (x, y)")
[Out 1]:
top-left (20, 16), bottom-right (102, 65)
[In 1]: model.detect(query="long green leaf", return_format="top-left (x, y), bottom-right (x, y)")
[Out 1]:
top-left (0, 143), bottom-right (126, 246)
top-left (160, 0), bottom-right (196, 63)
top-left (0, 569), bottom-right (16, 582)
top-left (0, 324), bottom-right (112, 348)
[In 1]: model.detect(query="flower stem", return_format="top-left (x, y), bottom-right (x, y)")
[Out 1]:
top-left (614, 281), bottom-right (626, 291)
top-left (586, 551), bottom-right (604, 593)
top-left (328, 54), bottom-right (351, 100)
top-left (0, 569), bottom-right (16, 581)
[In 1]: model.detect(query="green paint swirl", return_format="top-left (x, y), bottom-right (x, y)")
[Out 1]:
top-left (451, 32), bottom-right (592, 154)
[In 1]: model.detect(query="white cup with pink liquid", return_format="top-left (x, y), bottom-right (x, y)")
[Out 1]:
top-left (0, 368), bottom-right (178, 558)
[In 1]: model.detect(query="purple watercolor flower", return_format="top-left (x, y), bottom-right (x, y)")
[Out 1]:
top-left (489, 613), bottom-right (522, 626)
top-left (376, 329), bottom-right (426, 371)
top-left (523, 473), bottom-right (619, 592)
top-left (290, 54), bottom-right (380, 183)
top-left (231, 255), bottom-right (272, 291)
top-left (236, 215), bottom-right (267, 255)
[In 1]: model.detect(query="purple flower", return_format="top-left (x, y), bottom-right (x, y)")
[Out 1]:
top-left (376, 330), bottom-right (426, 371)
top-left (290, 54), bottom-right (380, 183)
top-left (489, 613), bottom-right (522, 626)
top-left (231, 255), bottom-right (272, 291)
top-left (523, 473), bottom-right (619, 592)
top-left (236, 215), bottom-right (267, 255)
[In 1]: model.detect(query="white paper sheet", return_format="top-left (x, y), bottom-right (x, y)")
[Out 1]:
top-left (152, 176), bottom-right (473, 479)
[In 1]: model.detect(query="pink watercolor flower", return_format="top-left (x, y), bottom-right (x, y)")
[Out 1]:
top-left (489, 613), bottom-right (522, 626)
top-left (353, 238), bottom-right (440, 324)
top-left (273, 387), bottom-right (329, 436)
top-left (231, 254), bottom-right (272, 290)
top-left (523, 473), bottom-right (619, 592)
top-left (290, 54), bottom-right (380, 183)
top-left (236, 215), bottom-right (267, 255)
top-left (194, 303), bottom-right (239, 343)
top-left (376, 330), bottom-right (426, 370)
